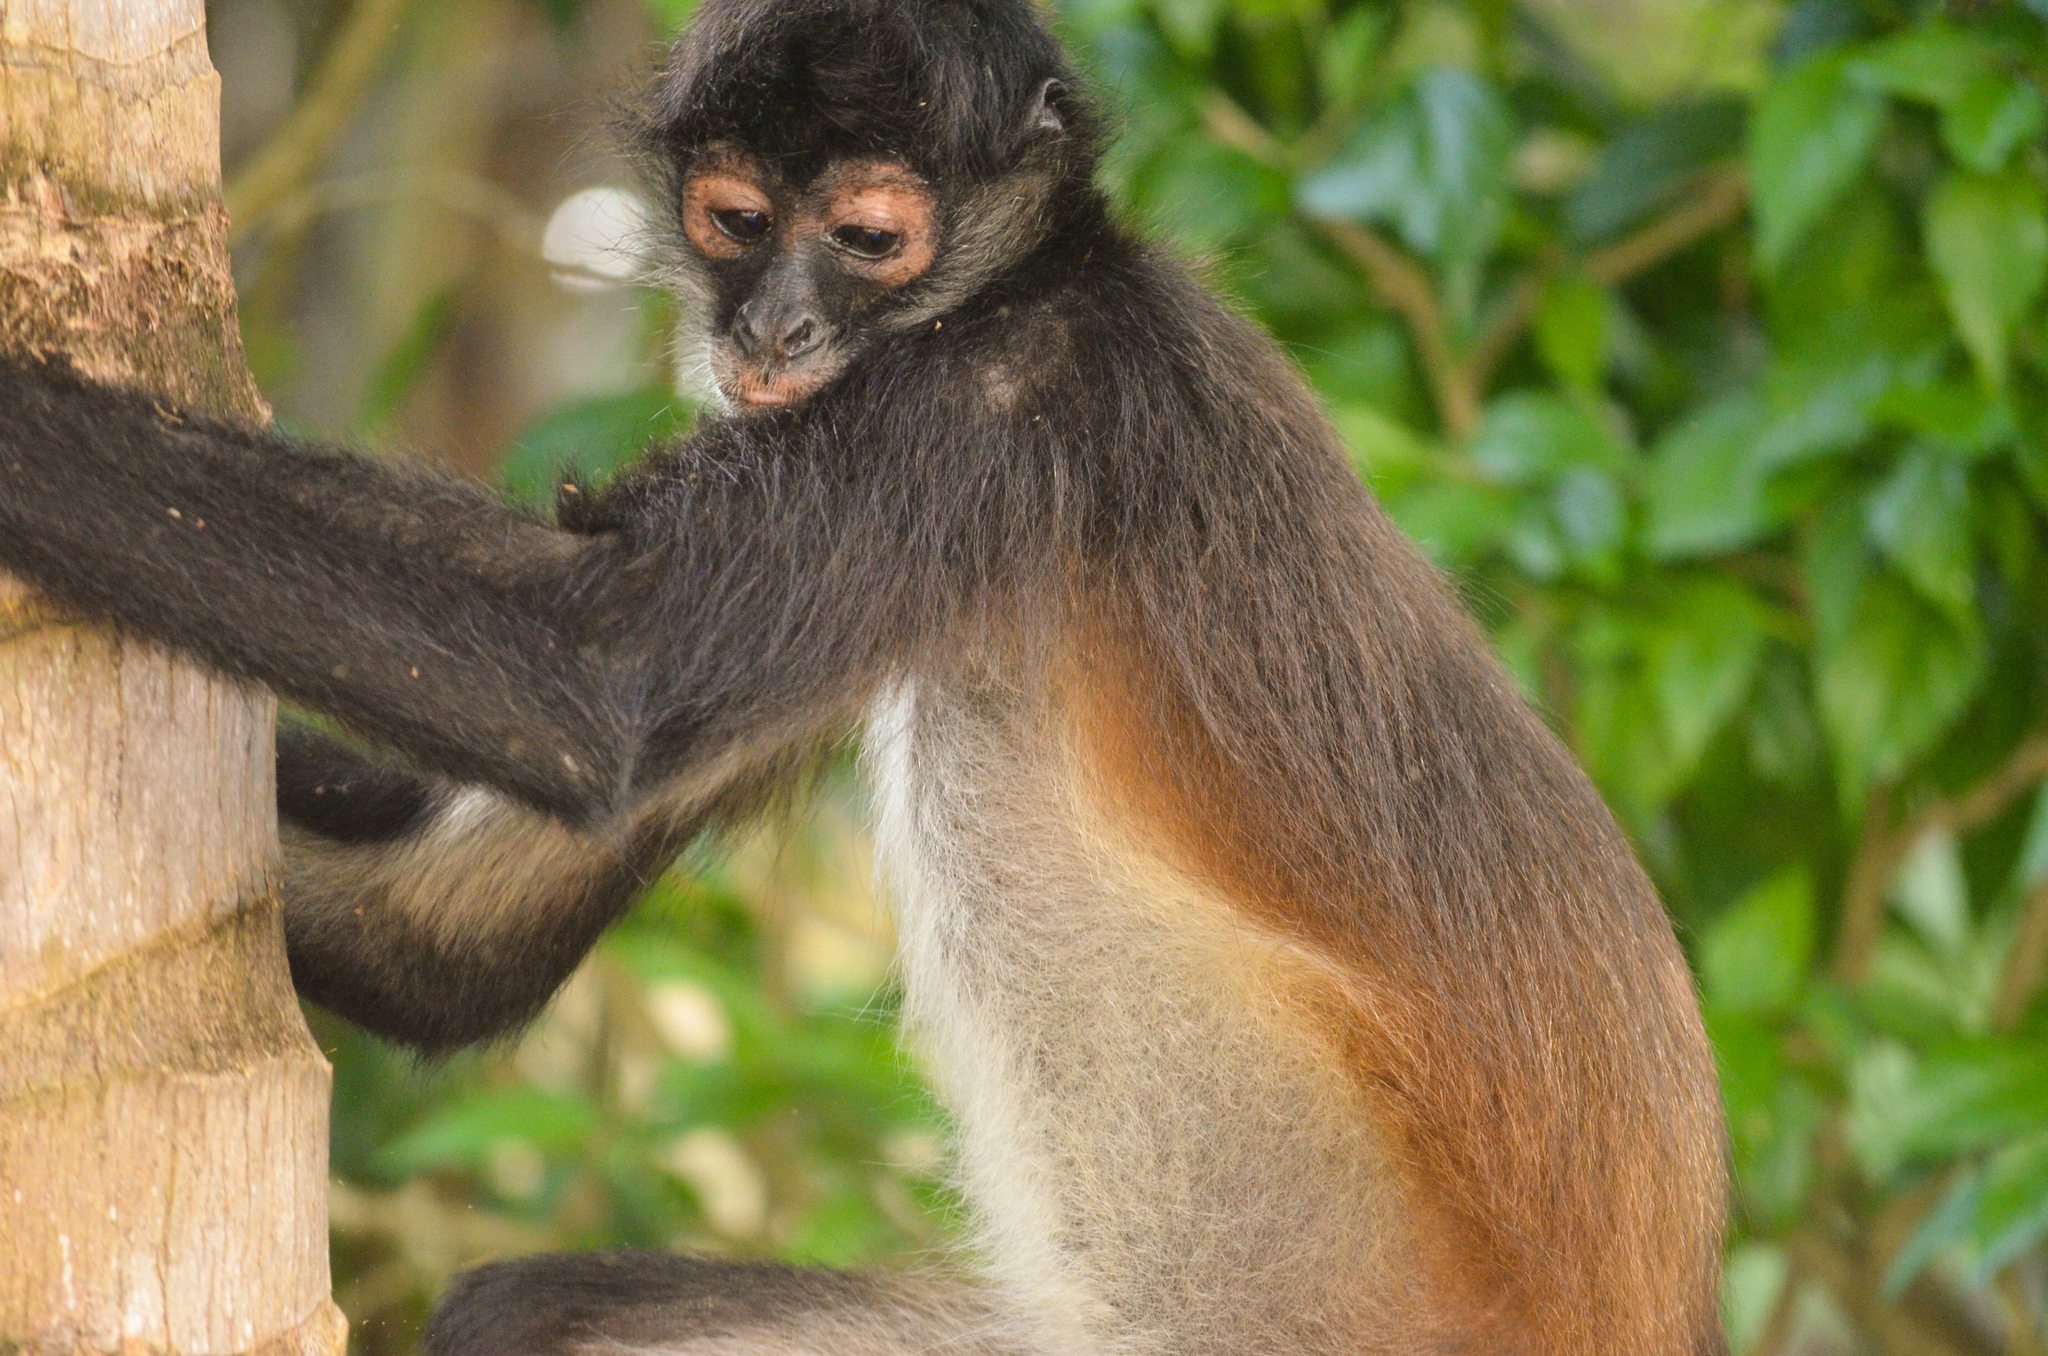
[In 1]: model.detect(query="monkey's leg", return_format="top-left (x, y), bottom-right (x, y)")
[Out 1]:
top-left (277, 723), bottom-right (677, 1051)
top-left (426, 1254), bottom-right (1022, 1356)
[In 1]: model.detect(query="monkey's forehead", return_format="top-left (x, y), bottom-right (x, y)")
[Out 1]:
top-left (640, 0), bottom-right (1084, 182)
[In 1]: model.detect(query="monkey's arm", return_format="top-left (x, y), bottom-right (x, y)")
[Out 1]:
top-left (274, 722), bottom-right (676, 1049)
top-left (0, 360), bottom-right (660, 821)
top-left (0, 359), bottom-right (978, 1050)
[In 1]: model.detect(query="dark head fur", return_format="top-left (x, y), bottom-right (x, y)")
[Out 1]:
top-left (635, 0), bottom-right (1101, 186)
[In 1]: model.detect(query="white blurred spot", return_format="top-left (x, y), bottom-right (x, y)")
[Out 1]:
top-left (645, 980), bottom-right (732, 1062)
top-left (661, 1128), bottom-right (768, 1238)
top-left (880, 1128), bottom-right (943, 1173)
top-left (543, 187), bottom-right (651, 293)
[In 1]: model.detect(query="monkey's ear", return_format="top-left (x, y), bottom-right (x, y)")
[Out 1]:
top-left (1027, 78), bottom-right (1068, 139)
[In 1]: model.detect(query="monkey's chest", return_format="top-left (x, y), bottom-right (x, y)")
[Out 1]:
top-left (860, 679), bottom-right (1394, 1355)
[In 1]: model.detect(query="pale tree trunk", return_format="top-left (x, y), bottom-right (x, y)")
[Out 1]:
top-left (0, 2), bottom-right (342, 1352)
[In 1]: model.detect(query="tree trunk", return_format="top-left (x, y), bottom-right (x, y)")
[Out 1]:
top-left (0, 2), bottom-right (342, 1352)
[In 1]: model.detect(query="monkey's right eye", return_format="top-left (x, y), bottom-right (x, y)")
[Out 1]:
top-left (712, 209), bottom-right (772, 243)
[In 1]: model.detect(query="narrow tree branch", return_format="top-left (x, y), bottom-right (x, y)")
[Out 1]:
top-left (1467, 170), bottom-right (1749, 397)
top-left (1993, 874), bottom-right (2048, 1031)
top-left (1466, 269), bottom-right (1543, 399)
top-left (1835, 783), bottom-right (1904, 986)
top-left (1200, 91), bottom-right (1290, 169)
top-left (1584, 168), bottom-right (1749, 287)
top-left (1923, 734), bottom-right (2048, 840)
top-left (226, 0), bottom-right (416, 243)
top-left (260, 171), bottom-right (544, 253)
top-left (1315, 219), bottom-right (1480, 437)
top-left (1835, 733), bottom-right (2048, 986)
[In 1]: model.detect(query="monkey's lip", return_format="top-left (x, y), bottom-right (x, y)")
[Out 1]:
top-left (730, 369), bottom-right (829, 407)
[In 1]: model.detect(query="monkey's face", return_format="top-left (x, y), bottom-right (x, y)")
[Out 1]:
top-left (682, 148), bottom-right (939, 409)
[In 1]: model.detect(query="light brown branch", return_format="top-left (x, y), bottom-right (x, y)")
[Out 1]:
top-left (1835, 782), bottom-right (1905, 986)
top-left (226, 0), bottom-right (416, 243)
top-left (1315, 219), bottom-right (1481, 437)
top-left (1199, 91), bottom-right (1290, 169)
top-left (1466, 269), bottom-right (1543, 399)
top-left (1993, 874), bottom-right (2048, 1031)
top-left (259, 171), bottom-right (545, 253)
top-left (1584, 168), bottom-right (1748, 287)
top-left (1836, 733), bottom-right (2048, 986)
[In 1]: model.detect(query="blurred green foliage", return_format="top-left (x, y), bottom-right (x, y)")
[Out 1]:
top-left (241, 0), bottom-right (2048, 1351)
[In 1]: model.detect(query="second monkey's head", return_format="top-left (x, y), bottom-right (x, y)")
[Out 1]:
top-left (634, 0), bottom-right (1102, 408)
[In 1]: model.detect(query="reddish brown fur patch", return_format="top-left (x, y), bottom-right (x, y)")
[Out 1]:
top-left (682, 149), bottom-right (774, 261)
top-left (1060, 618), bottom-right (1726, 1356)
top-left (806, 160), bottom-right (937, 286)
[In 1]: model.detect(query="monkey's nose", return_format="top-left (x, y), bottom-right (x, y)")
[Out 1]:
top-left (734, 302), bottom-right (823, 363)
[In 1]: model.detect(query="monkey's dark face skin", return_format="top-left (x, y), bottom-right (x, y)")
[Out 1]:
top-left (681, 147), bottom-right (940, 407)
top-left (628, 0), bottom-right (1099, 412)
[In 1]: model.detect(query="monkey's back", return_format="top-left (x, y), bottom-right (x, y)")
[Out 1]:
top-left (861, 245), bottom-right (1726, 1355)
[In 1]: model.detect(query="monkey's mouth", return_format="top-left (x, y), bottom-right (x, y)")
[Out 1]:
top-left (713, 351), bottom-right (843, 409)
top-left (732, 370), bottom-right (827, 407)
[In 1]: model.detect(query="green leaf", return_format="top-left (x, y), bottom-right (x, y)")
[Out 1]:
top-left (1850, 1042), bottom-right (2048, 1176)
top-left (1886, 1163), bottom-right (1984, 1296)
top-left (1329, 403), bottom-right (1434, 482)
top-left (1725, 1246), bottom-right (1792, 1354)
top-left (1847, 23), bottom-right (1993, 108)
top-left (1646, 577), bottom-right (1773, 769)
top-left (1137, 139), bottom-right (1289, 250)
top-left (1874, 379), bottom-right (2016, 457)
top-left (1753, 353), bottom-right (1896, 470)
top-left (1888, 1130), bottom-right (2048, 1291)
top-left (1153, 0), bottom-right (1227, 58)
top-left (358, 288), bottom-right (458, 435)
top-left (1805, 511), bottom-right (1987, 802)
top-left (1381, 480), bottom-right (1520, 568)
top-left (1702, 867), bottom-right (1817, 1015)
top-left (1865, 447), bottom-right (1977, 621)
top-left (1890, 827), bottom-right (1971, 959)
top-left (1644, 393), bottom-right (1773, 558)
top-left (1972, 1131), bottom-right (2048, 1280)
top-left (1297, 69), bottom-right (1510, 320)
top-left (641, 0), bottom-right (698, 31)
top-left (502, 390), bottom-right (690, 510)
top-left (1848, 24), bottom-right (2043, 171)
top-left (1942, 72), bottom-right (2046, 174)
top-left (1469, 391), bottom-right (1631, 483)
top-left (1924, 170), bottom-right (2048, 391)
top-left (1567, 99), bottom-right (1745, 244)
top-left (1551, 467), bottom-right (1625, 575)
top-left (1315, 5), bottom-right (1383, 110)
top-left (2009, 786), bottom-right (2048, 896)
top-left (379, 1088), bottom-right (598, 1175)
top-left (1534, 275), bottom-right (1609, 391)
top-left (1748, 51), bottom-right (1886, 273)
top-left (1298, 102), bottom-right (1423, 224)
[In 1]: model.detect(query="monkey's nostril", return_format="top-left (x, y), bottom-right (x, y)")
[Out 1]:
top-left (779, 316), bottom-right (819, 359)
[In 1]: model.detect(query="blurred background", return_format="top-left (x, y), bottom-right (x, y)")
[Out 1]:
top-left (203, 0), bottom-right (2048, 1350)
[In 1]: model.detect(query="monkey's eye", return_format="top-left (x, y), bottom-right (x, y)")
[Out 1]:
top-left (712, 209), bottom-right (772, 243)
top-left (833, 224), bottom-right (902, 259)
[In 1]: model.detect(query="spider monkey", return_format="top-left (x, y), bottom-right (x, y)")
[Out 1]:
top-left (0, 0), bottom-right (1727, 1350)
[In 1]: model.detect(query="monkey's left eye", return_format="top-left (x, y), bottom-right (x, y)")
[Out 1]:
top-left (712, 209), bottom-right (773, 242)
top-left (833, 224), bottom-right (902, 259)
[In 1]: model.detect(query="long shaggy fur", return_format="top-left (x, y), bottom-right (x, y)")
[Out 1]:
top-left (0, 0), bottom-right (1727, 1350)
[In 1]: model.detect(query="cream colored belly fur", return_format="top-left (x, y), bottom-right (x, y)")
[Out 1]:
top-left (864, 678), bottom-right (1406, 1356)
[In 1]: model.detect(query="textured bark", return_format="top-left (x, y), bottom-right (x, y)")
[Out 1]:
top-left (0, 2), bottom-right (341, 1352)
